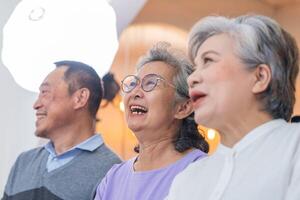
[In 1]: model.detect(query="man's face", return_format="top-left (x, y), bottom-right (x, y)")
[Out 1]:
top-left (33, 66), bottom-right (74, 138)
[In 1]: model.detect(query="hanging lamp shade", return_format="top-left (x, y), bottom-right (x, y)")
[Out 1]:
top-left (2, 0), bottom-right (119, 92)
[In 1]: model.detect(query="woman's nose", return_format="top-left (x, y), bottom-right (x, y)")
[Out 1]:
top-left (130, 83), bottom-right (144, 99)
top-left (187, 69), bottom-right (202, 89)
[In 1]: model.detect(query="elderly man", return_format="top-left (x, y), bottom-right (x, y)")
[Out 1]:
top-left (2, 60), bottom-right (121, 200)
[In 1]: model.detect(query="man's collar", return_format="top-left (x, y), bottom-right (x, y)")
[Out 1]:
top-left (44, 134), bottom-right (103, 156)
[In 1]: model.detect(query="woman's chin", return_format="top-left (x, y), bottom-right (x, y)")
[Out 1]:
top-left (194, 112), bottom-right (214, 127)
top-left (128, 124), bottom-right (144, 133)
top-left (194, 111), bottom-right (205, 124)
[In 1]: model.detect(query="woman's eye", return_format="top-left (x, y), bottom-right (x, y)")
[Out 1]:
top-left (145, 80), bottom-right (156, 87)
top-left (129, 81), bottom-right (137, 87)
top-left (203, 57), bottom-right (213, 64)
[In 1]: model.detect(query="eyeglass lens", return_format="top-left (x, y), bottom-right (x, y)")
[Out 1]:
top-left (122, 74), bottom-right (161, 93)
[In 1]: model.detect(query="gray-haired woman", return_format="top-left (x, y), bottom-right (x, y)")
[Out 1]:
top-left (94, 42), bottom-right (209, 200)
top-left (166, 15), bottom-right (300, 200)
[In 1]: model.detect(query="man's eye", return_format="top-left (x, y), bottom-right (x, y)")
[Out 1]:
top-left (40, 89), bottom-right (50, 96)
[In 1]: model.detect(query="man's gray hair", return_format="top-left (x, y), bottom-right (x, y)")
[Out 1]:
top-left (137, 42), bottom-right (192, 102)
top-left (188, 15), bottom-right (299, 121)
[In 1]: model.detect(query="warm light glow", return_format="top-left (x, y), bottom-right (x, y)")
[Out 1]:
top-left (207, 129), bottom-right (216, 140)
top-left (119, 101), bottom-right (125, 112)
top-left (2, 0), bottom-right (118, 92)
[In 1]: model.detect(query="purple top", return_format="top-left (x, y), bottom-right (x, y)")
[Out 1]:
top-left (94, 149), bottom-right (206, 200)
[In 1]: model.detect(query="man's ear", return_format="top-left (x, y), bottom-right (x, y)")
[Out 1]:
top-left (252, 64), bottom-right (272, 94)
top-left (72, 88), bottom-right (90, 110)
top-left (174, 99), bottom-right (194, 119)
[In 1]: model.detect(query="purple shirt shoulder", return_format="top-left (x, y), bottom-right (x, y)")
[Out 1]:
top-left (94, 149), bottom-right (206, 200)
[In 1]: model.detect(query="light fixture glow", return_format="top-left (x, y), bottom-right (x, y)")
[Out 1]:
top-left (119, 101), bottom-right (125, 112)
top-left (2, 0), bottom-right (119, 92)
top-left (207, 129), bottom-right (216, 140)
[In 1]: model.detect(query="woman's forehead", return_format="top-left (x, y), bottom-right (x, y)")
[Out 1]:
top-left (136, 61), bottom-right (175, 79)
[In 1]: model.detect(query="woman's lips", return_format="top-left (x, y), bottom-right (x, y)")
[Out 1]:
top-left (127, 103), bottom-right (148, 118)
top-left (190, 91), bottom-right (207, 108)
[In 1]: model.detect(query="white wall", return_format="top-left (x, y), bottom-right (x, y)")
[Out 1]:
top-left (0, 0), bottom-right (39, 194)
top-left (0, 0), bottom-right (148, 195)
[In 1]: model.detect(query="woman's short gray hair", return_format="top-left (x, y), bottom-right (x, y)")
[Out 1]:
top-left (188, 15), bottom-right (299, 121)
top-left (137, 42), bottom-right (191, 102)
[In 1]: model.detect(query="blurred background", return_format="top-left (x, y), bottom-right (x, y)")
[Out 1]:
top-left (1, 0), bottom-right (300, 194)
top-left (99, 0), bottom-right (300, 159)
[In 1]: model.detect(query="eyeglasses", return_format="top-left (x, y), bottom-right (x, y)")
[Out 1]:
top-left (121, 73), bottom-right (175, 93)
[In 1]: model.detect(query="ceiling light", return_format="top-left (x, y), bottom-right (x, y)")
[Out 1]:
top-left (2, 0), bottom-right (119, 92)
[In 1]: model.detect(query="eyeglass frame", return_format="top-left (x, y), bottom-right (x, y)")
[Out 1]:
top-left (120, 73), bottom-right (176, 93)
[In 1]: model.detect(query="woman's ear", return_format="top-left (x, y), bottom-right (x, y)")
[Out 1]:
top-left (252, 64), bottom-right (272, 94)
top-left (73, 88), bottom-right (90, 110)
top-left (174, 99), bottom-right (194, 119)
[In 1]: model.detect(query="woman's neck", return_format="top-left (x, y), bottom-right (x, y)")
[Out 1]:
top-left (134, 137), bottom-right (189, 171)
top-left (219, 112), bottom-right (273, 148)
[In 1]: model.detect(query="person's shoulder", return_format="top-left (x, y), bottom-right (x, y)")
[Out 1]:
top-left (103, 158), bottom-right (134, 179)
top-left (192, 149), bottom-right (208, 161)
top-left (282, 122), bottom-right (300, 148)
top-left (174, 152), bottom-right (210, 180)
top-left (94, 144), bottom-right (121, 162)
top-left (168, 155), bottom-right (210, 196)
top-left (16, 146), bottom-right (45, 162)
top-left (10, 146), bottom-right (46, 172)
top-left (177, 149), bottom-right (207, 167)
top-left (287, 122), bottom-right (300, 131)
top-left (277, 121), bottom-right (300, 137)
top-left (288, 122), bottom-right (300, 137)
top-left (275, 119), bottom-right (299, 129)
top-left (94, 159), bottom-right (133, 199)
top-left (109, 159), bottom-right (133, 173)
top-left (95, 143), bottom-right (117, 155)
top-left (186, 153), bottom-right (210, 169)
top-left (166, 156), bottom-right (209, 200)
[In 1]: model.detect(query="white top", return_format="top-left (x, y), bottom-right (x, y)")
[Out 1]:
top-left (166, 119), bottom-right (300, 200)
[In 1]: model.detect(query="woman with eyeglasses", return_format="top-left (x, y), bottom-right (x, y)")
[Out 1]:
top-left (94, 42), bottom-right (209, 200)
